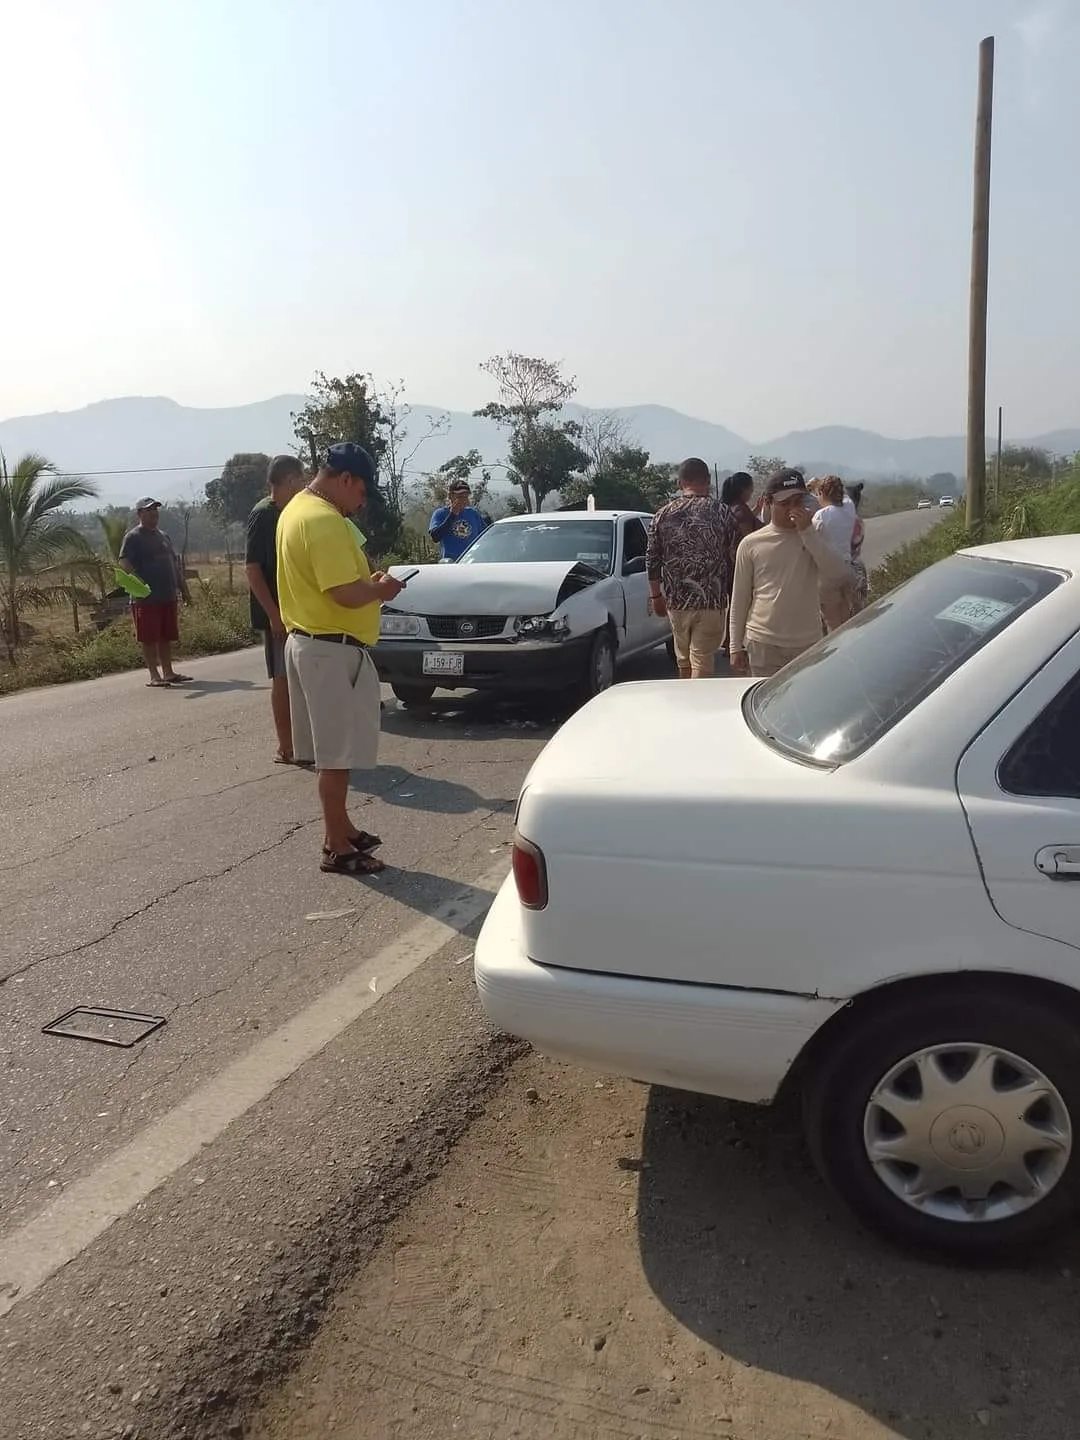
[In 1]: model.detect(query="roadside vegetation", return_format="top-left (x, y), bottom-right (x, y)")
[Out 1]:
top-left (870, 448), bottom-right (1080, 599)
top-left (0, 583), bottom-right (252, 696)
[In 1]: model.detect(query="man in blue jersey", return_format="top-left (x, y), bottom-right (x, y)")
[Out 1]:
top-left (428, 480), bottom-right (489, 561)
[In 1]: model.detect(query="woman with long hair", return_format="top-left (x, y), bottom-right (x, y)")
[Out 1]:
top-left (720, 471), bottom-right (762, 541)
top-left (718, 472), bottom-right (761, 655)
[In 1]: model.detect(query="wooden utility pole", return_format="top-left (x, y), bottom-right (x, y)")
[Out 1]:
top-left (966, 36), bottom-right (995, 534)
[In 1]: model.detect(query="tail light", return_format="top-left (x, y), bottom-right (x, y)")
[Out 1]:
top-left (512, 832), bottom-right (548, 910)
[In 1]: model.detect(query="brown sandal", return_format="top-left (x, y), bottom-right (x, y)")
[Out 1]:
top-left (322, 831), bottom-right (381, 856)
top-left (320, 847), bottom-right (386, 875)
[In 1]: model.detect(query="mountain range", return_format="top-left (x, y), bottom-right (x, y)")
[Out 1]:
top-left (1, 394), bottom-right (1077, 508)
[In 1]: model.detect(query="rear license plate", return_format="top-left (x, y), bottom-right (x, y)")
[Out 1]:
top-left (423, 651), bottom-right (465, 677)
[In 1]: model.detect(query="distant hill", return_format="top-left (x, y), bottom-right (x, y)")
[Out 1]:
top-left (0, 394), bottom-right (1076, 508)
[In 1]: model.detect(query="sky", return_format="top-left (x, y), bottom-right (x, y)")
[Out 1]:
top-left (3, 0), bottom-right (1078, 441)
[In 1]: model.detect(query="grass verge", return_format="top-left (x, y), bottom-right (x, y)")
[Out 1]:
top-left (870, 477), bottom-right (1080, 600)
top-left (0, 585), bottom-right (255, 697)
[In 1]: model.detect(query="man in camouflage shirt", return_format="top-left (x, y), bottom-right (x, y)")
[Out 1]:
top-left (646, 457), bottom-right (739, 679)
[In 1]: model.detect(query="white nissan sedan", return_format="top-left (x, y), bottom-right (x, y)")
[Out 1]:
top-left (476, 536), bottom-right (1080, 1256)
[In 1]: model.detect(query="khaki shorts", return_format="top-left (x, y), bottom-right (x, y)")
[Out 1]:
top-left (668, 607), bottom-right (727, 678)
top-left (746, 639), bottom-right (808, 678)
top-left (819, 573), bottom-right (858, 634)
top-left (285, 632), bottom-right (381, 771)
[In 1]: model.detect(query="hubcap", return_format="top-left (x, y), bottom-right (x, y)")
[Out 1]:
top-left (594, 641), bottom-right (615, 692)
top-left (863, 1042), bottom-right (1072, 1223)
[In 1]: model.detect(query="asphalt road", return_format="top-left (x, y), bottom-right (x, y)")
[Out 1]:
top-left (0, 508), bottom-right (939, 1439)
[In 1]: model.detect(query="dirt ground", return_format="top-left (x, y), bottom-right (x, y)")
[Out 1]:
top-left (251, 1053), bottom-right (1080, 1440)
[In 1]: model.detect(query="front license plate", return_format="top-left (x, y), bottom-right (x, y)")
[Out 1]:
top-left (422, 651), bottom-right (465, 677)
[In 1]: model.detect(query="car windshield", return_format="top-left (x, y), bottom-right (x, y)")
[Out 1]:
top-left (747, 554), bottom-right (1063, 765)
top-left (457, 519), bottom-right (615, 573)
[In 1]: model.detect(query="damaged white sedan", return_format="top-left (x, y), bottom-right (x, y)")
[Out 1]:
top-left (376, 511), bottom-right (671, 706)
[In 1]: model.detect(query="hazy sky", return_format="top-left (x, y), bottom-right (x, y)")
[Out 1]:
top-left (4, 0), bottom-right (1077, 439)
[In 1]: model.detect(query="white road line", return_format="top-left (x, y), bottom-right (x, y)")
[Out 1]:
top-left (0, 862), bottom-right (509, 1320)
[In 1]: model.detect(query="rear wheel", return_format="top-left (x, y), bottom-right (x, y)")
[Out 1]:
top-left (576, 629), bottom-right (617, 706)
top-left (391, 681), bottom-right (437, 708)
top-left (803, 985), bottom-right (1080, 1257)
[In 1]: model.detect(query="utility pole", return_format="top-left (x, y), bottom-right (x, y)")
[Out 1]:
top-left (994, 404), bottom-right (1003, 502)
top-left (966, 36), bottom-right (995, 535)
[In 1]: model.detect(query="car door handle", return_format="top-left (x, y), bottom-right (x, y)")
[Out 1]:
top-left (1035, 846), bottom-right (1080, 879)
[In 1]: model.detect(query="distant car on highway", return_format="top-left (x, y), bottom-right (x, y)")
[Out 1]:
top-left (477, 535), bottom-right (1080, 1257)
top-left (917, 498), bottom-right (933, 510)
top-left (939, 495), bottom-right (956, 508)
top-left (375, 511), bottom-right (671, 707)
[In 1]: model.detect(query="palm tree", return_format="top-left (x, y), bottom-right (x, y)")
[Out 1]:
top-left (0, 452), bottom-right (98, 659)
top-left (98, 513), bottom-right (129, 564)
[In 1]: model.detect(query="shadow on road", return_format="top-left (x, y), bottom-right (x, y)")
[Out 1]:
top-left (379, 643), bottom-right (684, 739)
top-left (352, 763), bottom-right (515, 818)
top-left (380, 693), bottom-right (564, 741)
top-left (334, 864), bottom-right (499, 927)
top-left (176, 677), bottom-right (261, 698)
top-left (637, 1087), bottom-right (1080, 1438)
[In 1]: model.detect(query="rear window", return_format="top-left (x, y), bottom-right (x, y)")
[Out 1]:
top-left (746, 554), bottom-right (1062, 765)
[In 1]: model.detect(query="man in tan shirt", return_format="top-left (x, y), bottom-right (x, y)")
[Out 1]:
top-left (729, 469), bottom-right (852, 678)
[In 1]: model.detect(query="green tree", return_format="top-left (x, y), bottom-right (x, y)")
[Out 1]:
top-left (0, 452), bottom-right (97, 658)
top-left (98, 513), bottom-right (129, 563)
top-left (377, 379), bottom-right (449, 519)
top-left (204, 453), bottom-right (271, 528)
top-left (419, 450), bottom-right (492, 509)
top-left (292, 372), bottom-right (386, 471)
top-left (292, 372), bottom-right (402, 557)
top-left (926, 471), bottom-right (959, 496)
top-left (476, 353), bottom-right (578, 511)
top-left (579, 410), bottom-right (630, 474)
top-left (999, 446), bottom-right (1055, 481)
top-left (507, 421), bottom-right (589, 513)
top-left (747, 455), bottom-right (788, 484)
top-left (560, 445), bottom-right (675, 512)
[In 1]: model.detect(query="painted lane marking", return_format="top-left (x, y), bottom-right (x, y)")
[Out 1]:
top-left (0, 862), bottom-right (509, 1319)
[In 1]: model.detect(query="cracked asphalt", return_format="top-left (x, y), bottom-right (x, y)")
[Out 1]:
top-left (0, 643), bottom-right (567, 1438)
top-left (0, 511), bottom-right (939, 1439)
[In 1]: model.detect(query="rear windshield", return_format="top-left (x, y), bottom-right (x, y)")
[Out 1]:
top-left (746, 554), bottom-right (1063, 764)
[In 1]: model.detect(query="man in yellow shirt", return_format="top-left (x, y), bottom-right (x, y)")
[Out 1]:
top-left (277, 443), bottom-right (406, 874)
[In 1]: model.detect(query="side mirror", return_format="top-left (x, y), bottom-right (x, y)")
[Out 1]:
top-left (623, 554), bottom-right (647, 577)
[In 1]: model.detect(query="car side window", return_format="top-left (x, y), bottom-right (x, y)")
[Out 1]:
top-left (999, 674), bottom-right (1080, 799)
top-left (621, 519), bottom-right (648, 570)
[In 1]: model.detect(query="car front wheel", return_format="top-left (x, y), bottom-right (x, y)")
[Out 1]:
top-left (803, 986), bottom-right (1080, 1257)
top-left (391, 681), bottom-right (437, 708)
top-left (577, 628), bottom-right (617, 705)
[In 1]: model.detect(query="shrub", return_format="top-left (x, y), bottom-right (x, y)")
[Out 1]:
top-left (0, 583), bottom-right (255, 695)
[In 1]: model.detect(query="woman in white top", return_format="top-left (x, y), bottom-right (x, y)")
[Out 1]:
top-left (809, 475), bottom-right (857, 631)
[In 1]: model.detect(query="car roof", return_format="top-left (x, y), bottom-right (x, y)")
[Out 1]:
top-left (492, 510), bottom-right (648, 524)
top-left (960, 534), bottom-right (1080, 574)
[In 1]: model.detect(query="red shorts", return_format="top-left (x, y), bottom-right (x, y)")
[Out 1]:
top-left (132, 600), bottom-right (179, 645)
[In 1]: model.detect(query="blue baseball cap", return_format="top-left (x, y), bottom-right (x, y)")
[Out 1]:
top-left (324, 442), bottom-right (377, 486)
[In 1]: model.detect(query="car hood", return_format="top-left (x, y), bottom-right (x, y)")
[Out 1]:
top-left (387, 561), bottom-right (599, 617)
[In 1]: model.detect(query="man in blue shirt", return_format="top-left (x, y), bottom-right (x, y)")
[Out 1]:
top-left (429, 480), bottom-right (489, 561)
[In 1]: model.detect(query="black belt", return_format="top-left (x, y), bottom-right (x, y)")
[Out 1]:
top-left (289, 629), bottom-right (368, 650)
